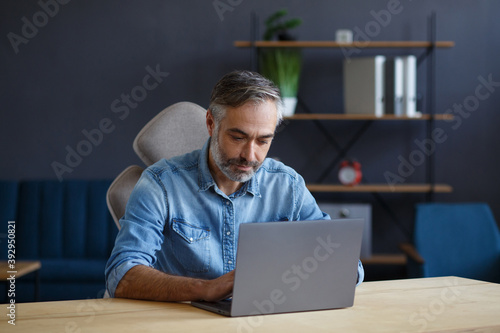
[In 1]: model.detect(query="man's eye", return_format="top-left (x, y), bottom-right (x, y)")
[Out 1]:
top-left (232, 136), bottom-right (243, 141)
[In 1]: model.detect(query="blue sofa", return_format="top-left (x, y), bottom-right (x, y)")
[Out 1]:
top-left (0, 180), bottom-right (118, 302)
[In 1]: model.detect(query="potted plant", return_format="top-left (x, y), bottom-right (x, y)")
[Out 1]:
top-left (259, 9), bottom-right (303, 117)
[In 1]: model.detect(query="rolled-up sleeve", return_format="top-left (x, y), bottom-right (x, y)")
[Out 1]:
top-left (105, 169), bottom-right (168, 297)
top-left (356, 260), bottom-right (364, 286)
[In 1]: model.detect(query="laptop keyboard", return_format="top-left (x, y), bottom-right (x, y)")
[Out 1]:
top-left (214, 299), bottom-right (232, 312)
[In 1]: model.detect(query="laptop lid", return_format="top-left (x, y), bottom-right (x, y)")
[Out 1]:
top-left (226, 218), bottom-right (364, 316)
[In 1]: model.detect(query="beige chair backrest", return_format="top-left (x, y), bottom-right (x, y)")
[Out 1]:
top-left (106, 165), bottom-right (144, 229)
top-left (133, 102), bottom-right (208, 166)
top-left (106, 102), bottom-right (208, 229)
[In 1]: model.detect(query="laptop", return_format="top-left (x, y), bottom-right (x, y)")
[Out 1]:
top-left (191, 218), bottom-right (364, 317)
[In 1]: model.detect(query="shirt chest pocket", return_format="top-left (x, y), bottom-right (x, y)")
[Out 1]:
top-left (171, 219), bottom-right (211, 273)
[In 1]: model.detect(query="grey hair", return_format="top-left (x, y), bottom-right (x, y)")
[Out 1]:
top-left (209, 70), bottom-right (283, 127)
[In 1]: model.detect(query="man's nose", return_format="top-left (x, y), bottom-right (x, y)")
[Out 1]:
top-left (240, 141), bottom-right (257, 162)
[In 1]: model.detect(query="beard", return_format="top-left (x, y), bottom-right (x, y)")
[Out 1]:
top-left (210, 127), bottom-right (262, 183)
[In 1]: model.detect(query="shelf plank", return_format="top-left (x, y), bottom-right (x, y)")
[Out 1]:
top-left (234, 40), bottom-right (455, 48)
top-left (0, 261), bottom-right (41, 280)
top-left (285, 114), bottom-right (453, 121)
top-left (306, 184), bottom-right (453, 193)
top-left (361, 254), bottom-right (407, 265)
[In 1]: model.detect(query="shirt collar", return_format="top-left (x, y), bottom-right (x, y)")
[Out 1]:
top-left (197, 138), bottom-right (261, 198)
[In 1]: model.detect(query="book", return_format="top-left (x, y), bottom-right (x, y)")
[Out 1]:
top-left (384, 57), bottom-right (404, 116)
top-left (343, 56), bottom-right (386, 117)
top-left (402, 55), bottom-right (417, 117)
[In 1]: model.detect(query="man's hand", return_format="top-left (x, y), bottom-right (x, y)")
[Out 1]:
top-left (115, 265), bottom-right (235, 302)
top-left (199, 270), bottom-right (235, 302)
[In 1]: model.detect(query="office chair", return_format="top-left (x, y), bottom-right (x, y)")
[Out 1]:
top-left (106, 102), bottom-right (208, 229)
top-left (106, 165), bottom-right (144, 229)
top-left (400, 202), bottom-right (500, 283)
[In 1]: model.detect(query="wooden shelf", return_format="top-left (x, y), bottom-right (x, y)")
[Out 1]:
top-left (0, 261), bottom-right (41, 280)
top-left (306, 184), bottom-right (453, 193)
top-left (285, 113), bottom-right (453, 121)
top-left (234, 40), bottom-right (455, 48)
top-left (361, 254), bottom-right (407, 265)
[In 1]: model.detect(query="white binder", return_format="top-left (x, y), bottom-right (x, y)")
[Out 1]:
top-left (402, 55), bottom-right (417, 117)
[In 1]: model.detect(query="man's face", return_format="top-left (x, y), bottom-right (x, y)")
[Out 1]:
top-left (208, 100), bottom-right (278, 183)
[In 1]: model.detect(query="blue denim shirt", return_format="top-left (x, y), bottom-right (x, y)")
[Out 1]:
top-left (105, 139), bottom-right (364, 297)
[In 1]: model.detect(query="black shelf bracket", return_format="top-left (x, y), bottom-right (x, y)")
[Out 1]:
top-left (297, 96), bottom-right (375, 183)
top-left (425, 11), bottom-right (437, 202)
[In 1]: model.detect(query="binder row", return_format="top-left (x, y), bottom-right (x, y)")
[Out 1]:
top-left (344, 55), bottom-right (418, 117)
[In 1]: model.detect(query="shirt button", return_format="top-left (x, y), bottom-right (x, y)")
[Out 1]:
top-left (226, 231), bottom-right (231, 236)
top-left (228, 260), bottom-right (233, 264)
top-left (189, 237), bottom-right (194, 242)
top-left (226, 201), bottom-right (230, 205)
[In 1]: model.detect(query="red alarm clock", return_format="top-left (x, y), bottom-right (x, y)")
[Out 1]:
top-left (338, 160), bottom-right (362, 186)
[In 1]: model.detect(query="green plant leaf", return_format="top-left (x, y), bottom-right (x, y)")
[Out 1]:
top-left (259, 48), bottom-right (302, 97)
top-left (262, 9), bottom-right (302, 41)
top-left (265, 9), bottom-right (287, 27)
top-left (283, 18), bottom-right (302, 30)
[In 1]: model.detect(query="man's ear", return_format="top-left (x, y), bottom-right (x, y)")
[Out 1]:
top-left (206, 109), bottom-right (215, 137)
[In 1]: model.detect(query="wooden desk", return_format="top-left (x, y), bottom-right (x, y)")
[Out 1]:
top-left (2, 277), bottom-right (499, 332)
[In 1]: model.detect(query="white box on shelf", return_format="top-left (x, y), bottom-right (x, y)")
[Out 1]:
top-left (343, 56), bottom-right (386, 117)
top-left (335, 29), bottom-right (353, 43)
top-left (318, 203), bottom-right (372, 259)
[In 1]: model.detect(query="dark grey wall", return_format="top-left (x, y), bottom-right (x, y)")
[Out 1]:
top-left (2, 0), bottom-right (500, 254)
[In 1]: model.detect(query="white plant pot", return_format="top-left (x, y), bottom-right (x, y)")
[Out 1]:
top-left (282, 97), bottom-right (298, 117)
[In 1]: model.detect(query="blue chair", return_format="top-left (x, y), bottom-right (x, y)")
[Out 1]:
top-left (400, 203), bottom-right (500, 283)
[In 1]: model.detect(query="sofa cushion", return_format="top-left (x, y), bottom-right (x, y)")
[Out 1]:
top-left (0, 181), bottom-right (19, 260)
top-left (39, 259), bottom-right (108, 282)
top-left (0, 179), bottom-right (118, 301)
top-left (15, 180), bottom-right (117, 260)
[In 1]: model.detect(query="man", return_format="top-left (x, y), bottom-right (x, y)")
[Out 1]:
top-left (105, 70), bottom-right (364, 302)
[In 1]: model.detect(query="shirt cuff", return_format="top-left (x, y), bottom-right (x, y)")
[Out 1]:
top-left (106, 260), bottom-right (145, 298)
top-left (356, 260), bottom-right (364, 286)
